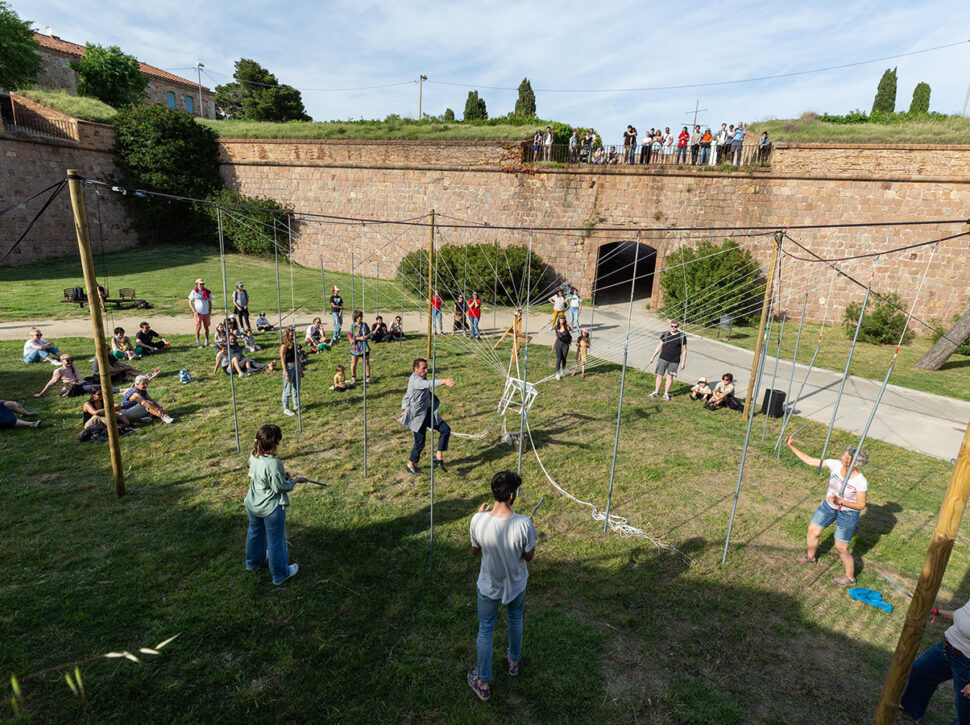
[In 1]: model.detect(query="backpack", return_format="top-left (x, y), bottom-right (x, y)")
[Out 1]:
top-left (70, 286), bottom-right (86, 302)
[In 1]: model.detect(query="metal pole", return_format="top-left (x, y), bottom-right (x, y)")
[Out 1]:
top-left (603, 234), bottom-right (641, 532)
top-left (493, 240), bottom-right (498, 332)
top-left (273, 218), bottom-right (283, 345)
top-left (320, 256), bottom-right (326, 320)
top-left (400, 266), bottom-right (405, 324)
top-left (872, 424), bottom-right (970, 723)
top-left (66, 171), bottom-right (125, 497)
top-left (360, 224), bottom-right (366, 316)
top-left (351, 249), bottom-right (356, 320)
top-left (216, 209), bottom-right (241, 452)
top-left (743, 233), bottom-right (782, 417)
top-left (418, 74), bottom-right (427, 120)
top-left (817, 284), bottom-right (872, 472)
top-left (517, 231), bottom-right (533, 475)
top-left (429, 234), bottom-right (438, 583)
top-left (196, 62), bottom-right (205, 118)
top-left (362, 334), bottom-right (368, 477)
top-left (776, 293), bottom-right (808, 456)
top-left (287, 213), bottom-right (301, 434)
top-left (376, 261), bottom-right (380, 318)
top-left (426, 210), bottom-right (435, 360)
top-left (762, 313), bottom-right (786, 441)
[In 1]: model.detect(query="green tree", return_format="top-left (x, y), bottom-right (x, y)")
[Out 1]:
top-left (0, 1), bottom-right (40, 90)
top-left (214, 58), bottom-right (310, 122)
top-left (443, 107), bottom-right (455, 121)
top-left (871, 67), bottom-right (897, 115)
top-left (463, 90), bottom-right (487, 121)
top-left (909, 82), bottom-right (931, 114)
top-left (514, 78), bottom-right (536, 118)
top-left (68, 44), bottom-right (148, 107)
top-left (113, 104), bottom-right (222, 244)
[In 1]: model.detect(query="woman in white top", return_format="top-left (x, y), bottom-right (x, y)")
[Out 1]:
top-left (567, 287), bottom-right (582, 329)
top-left (786, 437), bottom-right (868, 585)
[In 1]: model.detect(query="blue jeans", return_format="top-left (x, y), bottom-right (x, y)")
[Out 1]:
top-left (331, 312), bottom-right (342, 340)
top-left (24, 347), bottom-right (59, 363)
top-left (676, 145), bottom-right (688, 163)
top-left (409, 414), bottom-right (450, 465)
top-left (698, 146), bottom-right (710, 165)
top-left (476, 588), bottom-right (526, 683)
top-left (569, 307), bottom-right (580, 329)
top-left (469, 316), bottom-right (480, 338)
top-left (432, 308), bottom-right (443, 334)
top-left (245, 505), bottom-right (291, 584)
top-left (282, 364), bottom-right (300, 410)
top-left (901, 640), bottom-right (970, 724)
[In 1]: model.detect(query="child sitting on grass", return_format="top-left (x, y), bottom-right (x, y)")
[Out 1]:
top-left (111, 327), bottom-right (142, 360)
top-left (689, 377), bottom-right (712, 401)
top-left (243, 329), bottom-right (261, 352)
top-left (256, 312), bottom-right (274, 332)
top-left (330, 364), bottom-right (352, 391)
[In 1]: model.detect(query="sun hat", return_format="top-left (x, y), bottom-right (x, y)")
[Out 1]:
top-left (195, 278), bottom-right (204, 284)
top-left (698, 376), bottom-right (707, 383)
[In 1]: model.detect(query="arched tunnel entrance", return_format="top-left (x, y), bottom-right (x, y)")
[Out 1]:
top-left (592, 240), bottom-right (658, 304)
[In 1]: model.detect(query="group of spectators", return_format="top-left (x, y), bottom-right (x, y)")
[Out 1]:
top-left (430, 289), bottom-right (483, 339)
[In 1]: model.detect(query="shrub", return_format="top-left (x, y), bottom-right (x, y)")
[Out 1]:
top-left (205, 188), bottom-right (291, 256)
top-left (931, 314), bottom-right (970, 356)
top-left (443, 108), bottom-right (455, 121)
top-left (69, 44), bottom-right (148, 108)
top-left (464, 91), bottom-right (487, 121)
top-left (659, 240), bottom-right (765, 326)
top-left (909, 82), bottom-right (931, 114)
top-left (842, 292), bottom-right (911, 344)
top-left (397, 242), bottom-right (546, 307)
top-left (0, 1), bottom-right (40, 90)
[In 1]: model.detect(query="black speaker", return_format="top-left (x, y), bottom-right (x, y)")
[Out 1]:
top-left (761, 389), bottom-right (786, 418)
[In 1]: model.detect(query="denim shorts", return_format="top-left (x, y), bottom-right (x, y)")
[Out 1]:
top-left (810, 501), bottom-right (860, 543)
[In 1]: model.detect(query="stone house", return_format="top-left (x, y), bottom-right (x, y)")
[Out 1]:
top-left (32, 30), bottom-right (215, 119)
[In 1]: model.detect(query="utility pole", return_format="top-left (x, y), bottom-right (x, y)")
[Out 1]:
top-left (963, 80), bottom-right (970, 117)
top-left (196, 62), bottom-right (205, 117)
top-left (685, 99), bottom-right (707, 127)
top-left (66, 170), bottom-right (125, 497)
top-left (419, 74), bottom-right (428, 120)
top-left (742, 232), bottom-right (782, 418)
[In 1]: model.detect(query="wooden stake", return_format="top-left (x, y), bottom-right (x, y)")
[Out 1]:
top-left (66, 170), bottom-right (125, 497)
top-left (872, 423), bottom-right (970, 724)
top-left (426, 210), bottom-right (435, 360)
top-left (743, 232), bottom-right (782, 417)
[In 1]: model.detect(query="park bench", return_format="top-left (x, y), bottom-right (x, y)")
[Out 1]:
top-left (61, 286), bottom-right (149, 309)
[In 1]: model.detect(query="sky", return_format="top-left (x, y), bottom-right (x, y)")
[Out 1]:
top-left (12, 0), bottom-right (970, 141)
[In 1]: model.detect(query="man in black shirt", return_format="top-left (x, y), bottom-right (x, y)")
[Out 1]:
top-left (329, 286), bottom-right (344, 343)
top-left (136, 322), bottom-right (168, 354)
top-left (648, 320), bottom-right (687, 401)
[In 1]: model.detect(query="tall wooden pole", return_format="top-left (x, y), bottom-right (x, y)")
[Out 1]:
top-left (426, 210), bottom-right (435, 360)
top-left (743, 232), bottom-right (782, 417)
top-left (66, 170), bottom-right (125, 497)
top-left (872, 423), bottom-right (970, 724)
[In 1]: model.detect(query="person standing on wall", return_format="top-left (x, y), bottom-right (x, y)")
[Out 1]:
top-left (466, 470), bottom-right (537, 702)
top-left (189, 278), bottom-right (212, 347)
top-left (648, 319), bottom-right (686, 401)
top-left (329, 286), bottom-right (344, 343)
top-left (233, 282), bottom-right (251, 331)
top-left (400, 357), bottom-right (453, 475)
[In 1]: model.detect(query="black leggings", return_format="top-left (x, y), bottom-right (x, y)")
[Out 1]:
top-left (554, 341), bottom-right (569, 374)
top-left (235, 307), bottom-right (251, 331)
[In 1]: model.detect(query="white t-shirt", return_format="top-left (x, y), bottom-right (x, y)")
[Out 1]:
top-left (305, 323), bottom-right (323, 341)
top-left (552, 296), bottom-right (567, 312)
top-left (189, 289), bottom-right (211, 315)
top-left (470, 512), bottom-right (537, 604)
top-left (568, 293), bottom-right (581, 309)
top-left (946, 600), bottom-right (970, 655)
top-left (24, 338), bottom-right (49, 355)
top-left (823, 459), bottom-right (868, 510)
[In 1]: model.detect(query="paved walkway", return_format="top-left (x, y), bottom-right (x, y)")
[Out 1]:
top-left (6, 303), bottom-right (968, 460)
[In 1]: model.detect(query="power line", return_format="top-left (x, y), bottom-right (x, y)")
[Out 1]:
top-left (425, 39), bottom-right (969, 94)
top-left (202, 66), bottom-right (416, 93)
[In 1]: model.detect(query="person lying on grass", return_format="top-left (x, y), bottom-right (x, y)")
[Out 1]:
top-left (120, 375), bottom-right (174, 424)
top-left (786, 436), bottom-right (868, 586)
top-left (0, 400), bottom-right (40, 429)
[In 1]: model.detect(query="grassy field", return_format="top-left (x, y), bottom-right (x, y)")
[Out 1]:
top-left (1, 330), bottom-right (968, 723)
top-left (753, 115), bottom-right (970, 144)
top-left (0, 245), bottom-right (424, 322)
top-left (199, 118), bottom-right (538, 141)
top-left (16, 89), bottom-right (118, 124)
top-left (692, 317), bottom-right (970, 403)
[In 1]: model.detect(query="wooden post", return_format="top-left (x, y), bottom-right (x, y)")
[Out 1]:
top-left (426, 209), bottom-right (435, 360)
top-left (66, 170), bottom-right (125, 497)
top-left (743, 232), bottom-right (782, 418)
top-left (872, 423), bottom-right (970, 724)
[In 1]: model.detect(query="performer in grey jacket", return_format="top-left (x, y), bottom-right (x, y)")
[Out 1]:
top-left (400, 357), bottom-right (454, 475)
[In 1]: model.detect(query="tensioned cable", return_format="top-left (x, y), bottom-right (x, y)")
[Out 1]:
top-left (783, 230), bottom-right (970, 263)
top-left (200, 66), bottom-right (416, 92)
top-left (0, 180), bottom-right (67, 218)
top-left (0, 181), bottom-right (67, 265)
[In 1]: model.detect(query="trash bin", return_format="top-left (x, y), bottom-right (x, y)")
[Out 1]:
top-left (761, 389), bottom-right (786, 418)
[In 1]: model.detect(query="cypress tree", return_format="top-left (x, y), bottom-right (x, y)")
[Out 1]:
top-left (463, 91), bottom-right (487, 121)
top-left (514, 78), bottom-right (536, 118)
top-left (871, 67), bottom-right (897, 115)
top-left (909, 82), bottom-right (931, 114)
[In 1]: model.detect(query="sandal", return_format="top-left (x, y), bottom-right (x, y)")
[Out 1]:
top-left (794, 555), bottom-right (817, 565)
top-left (833, 575), bottom-right (857, 586)
top-left (467, 668), bottom-right (490, 701)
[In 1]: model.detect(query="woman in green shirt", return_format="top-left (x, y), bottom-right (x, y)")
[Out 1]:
top-left (245, 424), bottom-right (308, 585)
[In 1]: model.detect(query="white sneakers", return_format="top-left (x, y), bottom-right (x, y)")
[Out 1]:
top-left (283, 408), bottom-right (295, 416)
top-left (161, 415), bottom-right (174, 424)
top-left (273, 563), bottom-right (299, 585)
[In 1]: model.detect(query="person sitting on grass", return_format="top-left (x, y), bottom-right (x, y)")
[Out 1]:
top-left (305, 317), bottom-right (328, 353)
top-left (23, 327), bottom-right (61, 365)
top-left (35, 354), bottom-right (98, 397)
top-left (371, 315), bottom-right (389, 343)
top-left (786, 436), bottom-right (868, 586)
top-left (93, 354), bottom-right (144, 383)
top-left (704, 373), bottom-right (735, 409)
top-left (229, 334), bottom-right (268, 375)
top-left (136, 322), bottom-right (168, 354)
top-left (82, 388), bottom-right (130, 430)
top-left (244, 423), bottom-right (308, 585)
top-left (213, 322), bottom-right (228, 348)
top-left (389, 316), bottom-right (405, 341)
top-left (120, 375), bottom-right (174, 424)
top-left (111, 327), bottom-right (142, 360)
top-left (243, 329), bottom-right (261, 353)
top-left (689, 376), bottom-right (712, 401)
top-left (0, 400), bottom-right (40, 429)
top-left (330, 364), bottom-right (351, 391)
top-left (256, 312), bottom-right (274, 332)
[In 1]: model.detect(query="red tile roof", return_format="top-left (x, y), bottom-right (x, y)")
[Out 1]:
top-left (34, 33), bottom-right (212, 92)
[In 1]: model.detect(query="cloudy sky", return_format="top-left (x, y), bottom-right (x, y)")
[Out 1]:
top-left (13, 0), bottom-right (970, 141)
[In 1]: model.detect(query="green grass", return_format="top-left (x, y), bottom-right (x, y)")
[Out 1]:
top-left (753, 115), bottom-right (970, 144)
top-left (693, 316), bottom-right (970, 402)
top-left (16, 88), bottom-right (118, 124)
top-left (199, 118), bottom-right (537, 141)
top-left (1, 332), bottom-right (968, 723)
top-left (0, 245), bottom-right (424, 321)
